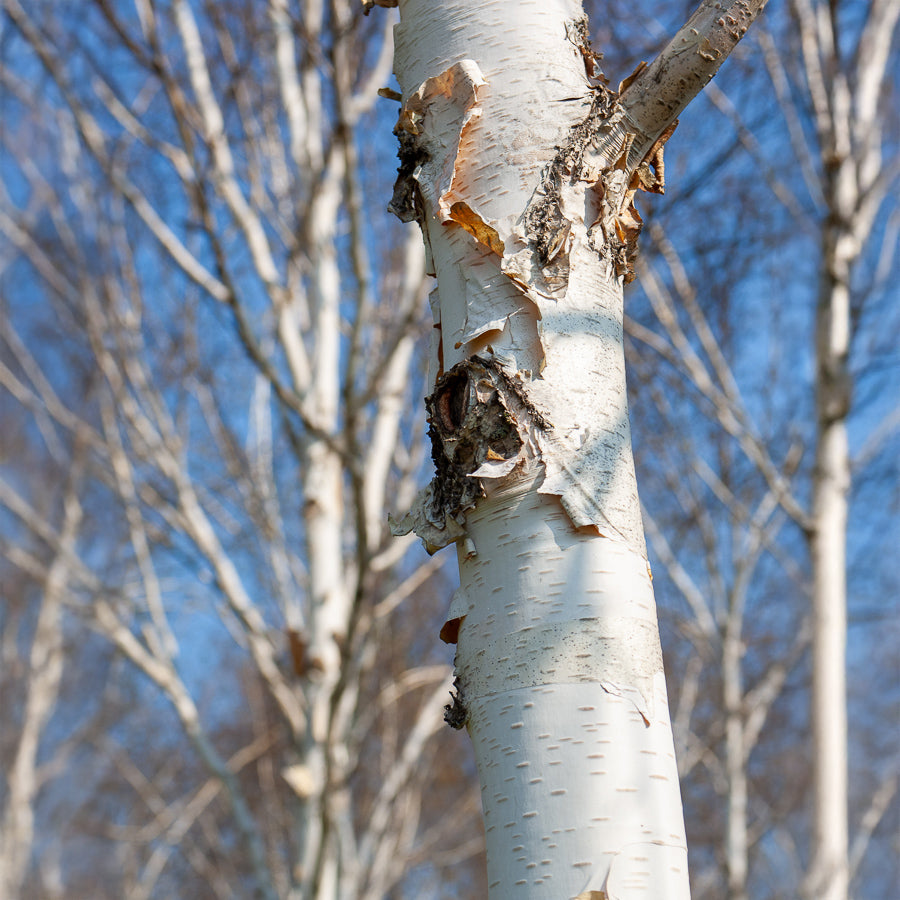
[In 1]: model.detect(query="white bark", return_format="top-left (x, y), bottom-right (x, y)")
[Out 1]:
top-left (722, 612), bottom-right (748, 900)
top-left (808, 414), bottom-right (849, 900)
top-left (391, 1), bottom-right (766, 896)
top-left (453, 480), bottom-right (687, 897)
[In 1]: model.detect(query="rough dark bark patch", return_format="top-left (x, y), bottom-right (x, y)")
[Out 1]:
top-left (388, 130), bottom-right (429, 223)
top-left (524, 20), bottom-right (617, 268)
top-left (443, 675), bottom-right (467, 730)
top-left (424, 356), bottom-right (544, 526)
top-left (525, 90), bottom-right (619, 267)
top-left (426, 359), bottom-right (520, 520)
top-left (523, 20), bottom-right (682, 285)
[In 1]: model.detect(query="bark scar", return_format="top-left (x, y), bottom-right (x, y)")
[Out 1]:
top-left (426, 357), bottom-right (534, 524)
top-left (389, 356), bottom-right (544, 552)
top-left (443, 676), bottom-right (468, 730)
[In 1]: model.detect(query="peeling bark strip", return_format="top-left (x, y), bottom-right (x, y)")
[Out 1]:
top-left (388, 1), bottom-right (767, 897)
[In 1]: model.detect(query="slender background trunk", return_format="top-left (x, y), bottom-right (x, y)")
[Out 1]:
top-left (791, 2), bottom-right (900, 895)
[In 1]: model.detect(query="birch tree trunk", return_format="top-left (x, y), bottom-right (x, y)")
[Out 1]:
top-left (388, 1), bottom-right (767, 896)
top-left (0, 462), bottom-right (81, 900)
top-left (790, 2), bottom-right (900, 897)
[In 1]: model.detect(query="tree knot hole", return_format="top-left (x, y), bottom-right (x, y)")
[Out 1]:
top-left (437, 371), bottom-right (470, 432)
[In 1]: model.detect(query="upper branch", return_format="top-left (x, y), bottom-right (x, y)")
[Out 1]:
top-left (610, 0), bottom-right (770, 175)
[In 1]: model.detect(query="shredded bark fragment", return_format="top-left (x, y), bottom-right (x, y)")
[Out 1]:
top-left (388, 130), bottom-right (429, 223)
top-left (566, 15), bottom-right (606, 81)
top-left (361, 0), bottom-right (397, 14)
top-left (634, 119), bottom-right (677, 194)
top-left (443, 675), bottom-right (468, 730)
top-left (448, 200), bottom-right (504, 256)
top-left (439, 616), bottom-right (462, 644)
top-left (618, 60), bottom-right (648, 95)
top-left (524, 85), bottom-right (617, 269)
top-left (593, 119), bottom-right (678, 282)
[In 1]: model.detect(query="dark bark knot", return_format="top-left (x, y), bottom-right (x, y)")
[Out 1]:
top-left (444, 676), bottom-right (467, 730)
top-left (425, 357), bottom-right (542, 524)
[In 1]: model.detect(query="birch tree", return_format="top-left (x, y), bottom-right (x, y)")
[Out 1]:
top-left (784, 2), bottom-right (900, 897)
top-left (384, 1), bottom-right (768, 897)
top-left (3, 1), bottom-right (895, 897)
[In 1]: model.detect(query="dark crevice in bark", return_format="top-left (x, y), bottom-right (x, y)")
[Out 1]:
top-left (524, 87), bottom-right (618, 270)
top-left (443, 675), bottom-right (468, 730)
top-left (424, 356), bottom-right (543, 527)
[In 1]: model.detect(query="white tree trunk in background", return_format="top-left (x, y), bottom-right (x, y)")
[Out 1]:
top-left (790, 2), bottom-right (900, 896)
top-left (0, 474), bottom-right (79, 900)
top-left (390, 1), bottom-right (767, 896)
